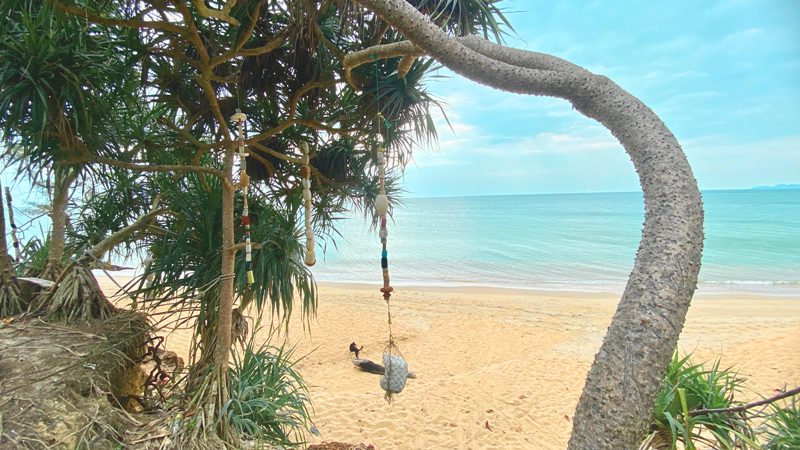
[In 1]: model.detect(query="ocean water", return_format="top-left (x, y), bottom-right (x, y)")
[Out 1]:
top-left (311, 189), bottom-right (800, 292)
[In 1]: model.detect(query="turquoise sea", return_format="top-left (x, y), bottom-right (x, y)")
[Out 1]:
top-left (311, 189), bottom-right (800, 293)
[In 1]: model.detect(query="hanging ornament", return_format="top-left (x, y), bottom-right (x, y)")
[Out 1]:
top-left (231, 108), bottom-right (254, 285)
top-left (300, 142), bottom-right (316, 266)
top-left (370, 54), bottom-right (407, 402)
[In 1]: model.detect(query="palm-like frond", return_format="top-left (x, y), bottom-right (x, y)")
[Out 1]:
top-left (643, 351), bottom-right (758, 450)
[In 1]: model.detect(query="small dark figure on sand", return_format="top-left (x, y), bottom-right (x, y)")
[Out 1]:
top-left (349, 342), bottom-right (363, 358)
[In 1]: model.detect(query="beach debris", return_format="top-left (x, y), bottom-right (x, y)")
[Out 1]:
top-left (485, 420), bottom-right (492, 431)
top-left (352, 358), bottom-right (416, 378)
top-left (17, 277), bottom-right (55, 288)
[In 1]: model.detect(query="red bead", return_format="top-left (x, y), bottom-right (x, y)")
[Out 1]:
top-left (242, 216), bottom-right (250, 225)
top-left (300, 165), bottom-right (311, 178)
top-left (381, 218), bottom-right (387, 227)
top-left (380, 286), bottom-right (393, 293)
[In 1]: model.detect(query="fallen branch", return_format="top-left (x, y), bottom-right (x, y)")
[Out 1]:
top-left (352, 358), bottom-right (416, 379)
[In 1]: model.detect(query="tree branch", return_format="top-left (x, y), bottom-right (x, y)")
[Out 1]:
top-left (691, 386), bottom-right (800, 416)
top-left (249, 142), bottom-right (302, 164)
top-left (238, 33), bottom-right (289, 57)
top-left (191, 0), bottom-right (239, 25)
top-left (294, 120), bottom-right (360, 141)
top-left (343, 40), bottom-right (425, 88)
top-left (148, 47), bottom-right (202, 70)
top-left (224, 242), bottom-right (263, 254)
top-left (55, 2), bottom-right (188, 35)
top-left (80, 154), bottom-right (227, 182)
top-left (156, 116), bottom-right (213, 150)
top-left (314, 21), bottom-right (346, 62)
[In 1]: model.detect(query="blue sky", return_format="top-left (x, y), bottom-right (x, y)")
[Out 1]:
top-left (404, 0), bottom-right (800, 197)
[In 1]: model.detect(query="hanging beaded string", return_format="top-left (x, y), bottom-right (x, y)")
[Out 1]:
top-left (371, 54), bottom-right (393, 303)
top-left (300, 142), bottom-right (316, 266)
top-left (4, 187), bottom-right (20, 262)
top-left (231, 108), bottom-right (254, 285)
top-left (372, 55), bottom-right (408, 403)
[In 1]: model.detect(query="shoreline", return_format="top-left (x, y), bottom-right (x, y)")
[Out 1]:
top-left (94, 271), bottom-right (800, 298)
top-left (315, 280), bottom-right (800, 298)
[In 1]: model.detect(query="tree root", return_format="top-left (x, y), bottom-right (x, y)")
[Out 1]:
top-left (0, 270), bottom-right (24, 318)
top-left (39, 259), bottom-right (63, 282)
top-left (172, 365), bottom-right (236, 449)
top-left (46, 264), bottom-right (116, 322)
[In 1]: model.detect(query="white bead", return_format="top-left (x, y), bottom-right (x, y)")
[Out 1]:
top-left (379, 228), bottom-right (388, 238)
top-left (305, 199), bottom-right (312, 209)
top-left (300, 141), bottom-right (309, 155)
top-left (146, 273), bottom-right (155, 282)
top-left (305, 228), bottom-right (314, 240)
top-left (302, 179), bottom-right (310, 189)
top-left (302, 155), bottom-right (309, 165)
top-left (303, 188), bottom-right (311, 200)
top-left (230, 110), bottom-right (247, 121)
top-left (379, 166), bottom-right (385, 177)
top-left (375, 194), bottom-right (389, 216)
top-left (306, 238), bottom-right (315, 251)
top-left (305, 250), bottom-right (316, 265)
top-left (377, 151), bottom-right (384, 160)
top-left (305, 217), bottom-right (311, 227)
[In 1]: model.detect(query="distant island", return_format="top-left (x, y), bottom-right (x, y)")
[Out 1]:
top-left (752, 184), bottom-right (800, 190)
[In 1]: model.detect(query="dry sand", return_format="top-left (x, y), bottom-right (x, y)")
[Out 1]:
top-left (97, 277), bottom-right (800, 449)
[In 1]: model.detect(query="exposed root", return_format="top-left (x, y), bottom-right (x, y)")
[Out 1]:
top-left (172, 365), bottom-right (236, 450)
top-left (46, 264), bottom-right (116, 322)
top-left (0, 264), bottom-right (24, 318)
top-left (39, 259), bottom-right (63, 282)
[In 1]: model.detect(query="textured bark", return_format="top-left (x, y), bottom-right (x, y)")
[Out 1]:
top-left (42, 169), bottom-right (79, 280)
top-left (351, 1), bottom-right (704, 448)
top-left (210, 146), bottom-right (236, 434)
top-left (0, 181), bottom-right (24, 317)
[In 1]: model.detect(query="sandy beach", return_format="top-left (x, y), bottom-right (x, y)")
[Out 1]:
top-left (98, 277), bottom-right (800, 449)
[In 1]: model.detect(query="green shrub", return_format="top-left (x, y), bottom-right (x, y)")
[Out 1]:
top-left (641, 351), bottom-right (757, 450)
top-left (763, 398), bottom-right (800, 450)
top-left (220, 341), bottom-right (313, 447)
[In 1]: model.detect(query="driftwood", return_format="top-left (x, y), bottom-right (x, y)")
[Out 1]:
top-left (17, 277), bottom-right (55, 288)
top-left (353, 358), bottom-right (416, 379)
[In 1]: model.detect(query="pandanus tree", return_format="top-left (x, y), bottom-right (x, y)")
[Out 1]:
top-left (49, 0), bottom-right (482, 445)
top-left (0, 0), bottom-right (123, 281)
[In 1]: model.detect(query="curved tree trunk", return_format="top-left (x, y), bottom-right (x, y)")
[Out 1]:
top-left (41, 167), bottom-right (79, 280)
top-left (350, 2), bottom-right (704, 448)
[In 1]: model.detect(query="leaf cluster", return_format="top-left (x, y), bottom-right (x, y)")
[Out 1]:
top-left (221, 339), bottom-right (313, 447)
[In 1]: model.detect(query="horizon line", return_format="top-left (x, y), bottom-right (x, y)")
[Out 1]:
top-left (402, 186), bottom-right (800, 200)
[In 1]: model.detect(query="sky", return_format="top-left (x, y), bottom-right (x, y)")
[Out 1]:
top-left (402, 0), bottom-right (800, 197)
